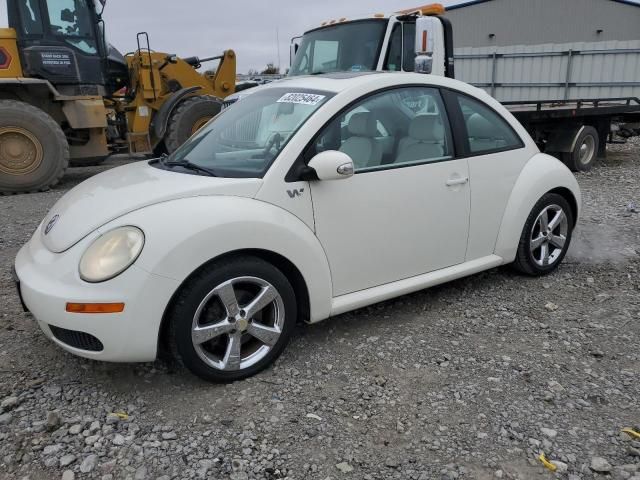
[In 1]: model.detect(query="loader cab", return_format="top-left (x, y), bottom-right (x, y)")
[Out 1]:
top-left (7, 0), bottom-right (127, 93)
top-left (289, 6), bottom-right (454, 79)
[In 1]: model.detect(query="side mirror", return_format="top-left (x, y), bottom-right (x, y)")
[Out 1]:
top-left (308, 150), bottom-right (354, 181)
top-left (414, 16), bottom-right (446, 76)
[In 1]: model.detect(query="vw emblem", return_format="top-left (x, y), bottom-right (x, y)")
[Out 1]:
top-left (44, 215), bottom-right (59, 235)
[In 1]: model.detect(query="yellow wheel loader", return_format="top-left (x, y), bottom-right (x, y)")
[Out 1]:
top-left (0, 0), bottom-right (236, 194)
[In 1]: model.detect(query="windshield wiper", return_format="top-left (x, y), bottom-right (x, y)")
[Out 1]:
top-left (163, 158), bottom-right (218, 177)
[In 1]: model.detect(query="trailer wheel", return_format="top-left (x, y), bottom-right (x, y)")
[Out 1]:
top-left (562, 126), bottom-right (599, 172)
top-left (164, 96), bottom-right (222, 153)
top-left (0, 100), bottom-right (69, 194)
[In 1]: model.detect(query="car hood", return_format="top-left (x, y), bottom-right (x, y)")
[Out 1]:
top-left (40, 161), bottom-right (263, 253)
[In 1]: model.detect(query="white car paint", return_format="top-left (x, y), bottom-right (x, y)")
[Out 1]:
top-left (15, 72), bottom-right (580, 365)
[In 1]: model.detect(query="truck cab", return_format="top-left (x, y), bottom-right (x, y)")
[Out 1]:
top-left (7, 0), bottom-right (128, 95)
top-left (289, 4), bottom-right (454, 79)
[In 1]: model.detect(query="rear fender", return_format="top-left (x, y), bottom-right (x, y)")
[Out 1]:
top-left (494, 153), bottom-right (581, 262)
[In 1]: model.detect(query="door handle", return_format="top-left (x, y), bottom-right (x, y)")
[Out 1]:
top-left (446, 176), bottom-right (469, 187)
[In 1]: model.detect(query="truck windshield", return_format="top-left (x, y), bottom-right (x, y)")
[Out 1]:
top-left (290, 20), bottom-right (388, 75)
top-left (45, 0), bottom-right (98, 54)
top-left (163, 88), bottom-right (333, 178)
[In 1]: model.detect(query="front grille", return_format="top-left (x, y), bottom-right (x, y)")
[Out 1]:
top-left (49, 326), bottom-right (104, 352)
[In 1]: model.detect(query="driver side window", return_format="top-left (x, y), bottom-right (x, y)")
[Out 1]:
top-left (309, 87), bottom-right (453, 172)
top-left (45, 0), bottom-right (97, 54)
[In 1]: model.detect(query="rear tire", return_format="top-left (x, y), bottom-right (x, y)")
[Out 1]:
top-left (0, 100), bottom-right (69, 194)
top-left (167, 257), bottom-right (297, 383)
top-left (560, 126), bottom-right (599, 172)
top-left (513, 193), bottom-right (574, 276)
top-left (164, 95), bottom-right (222, 153)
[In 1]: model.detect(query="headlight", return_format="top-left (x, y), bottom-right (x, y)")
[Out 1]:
top-left (79, 226), bottom-right (145, 283)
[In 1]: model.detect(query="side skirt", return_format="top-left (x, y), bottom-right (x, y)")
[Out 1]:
top-left (328, 255), bottom-right (504, 318)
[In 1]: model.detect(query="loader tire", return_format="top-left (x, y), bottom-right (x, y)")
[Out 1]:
top-left (164, 95), bottom-right (222, 153)
top-left (0, 100), bottom-right (69, 194)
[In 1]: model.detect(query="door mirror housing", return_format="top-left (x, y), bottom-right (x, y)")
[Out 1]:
top-left (308, 150), bottom-right (354, 181)
top-left (414, 16), bottom-right (446, 76)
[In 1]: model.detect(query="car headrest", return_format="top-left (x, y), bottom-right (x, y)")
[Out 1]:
top-left (467, 113), bottom-right (495, 139)
top-left (408, 114), bottom-right (444, 142)
top-left (348, 112), bottom-right (378, 137)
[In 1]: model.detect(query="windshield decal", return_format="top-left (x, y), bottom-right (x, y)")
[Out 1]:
top-left (277, 93), bottom-right (326, 106)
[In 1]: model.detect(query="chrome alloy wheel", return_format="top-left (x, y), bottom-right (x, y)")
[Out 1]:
top-left (530, 204), bottom-right (569, 267)
top-left (191, 277), bottom-right (284, 371)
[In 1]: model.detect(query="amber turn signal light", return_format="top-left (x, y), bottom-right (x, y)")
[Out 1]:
top-left (65, 303), bottom-right (125, 314)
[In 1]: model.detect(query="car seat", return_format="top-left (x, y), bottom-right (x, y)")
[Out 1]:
top-left (339, 112), bottom-right (383, 169)
top-left (395, 115), bottom-right (445, 164)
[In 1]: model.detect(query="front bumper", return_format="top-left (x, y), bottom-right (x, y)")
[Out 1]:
top-left (14, 231), bottom-right (179, 363)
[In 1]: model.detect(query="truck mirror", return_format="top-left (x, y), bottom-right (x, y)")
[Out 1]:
top-left (414, 16), bottom-right (446, 76)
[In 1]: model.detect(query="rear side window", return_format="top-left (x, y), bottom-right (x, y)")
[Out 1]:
top-left (456, 94), bottom-right (523, 155)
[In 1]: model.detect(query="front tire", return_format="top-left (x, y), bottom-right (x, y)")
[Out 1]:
top-left (513, 193), bottom-right (574, 276)
top-left (0, 100), bottom-right (69, 194)
top-left (167, 257), bottom-right (297, 382)
top-left (164, 95), bottom-right (222, 153)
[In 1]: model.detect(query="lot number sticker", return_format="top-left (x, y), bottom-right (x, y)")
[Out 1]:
top-left (277, 93), bottom-right (326, 106)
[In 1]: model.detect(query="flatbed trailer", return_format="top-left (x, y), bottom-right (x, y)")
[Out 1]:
top-left (503, 97), bottom-right (640, 165)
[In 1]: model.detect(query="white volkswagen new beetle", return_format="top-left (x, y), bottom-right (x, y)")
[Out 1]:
top-left (15, 73), bottom-right (580, 382)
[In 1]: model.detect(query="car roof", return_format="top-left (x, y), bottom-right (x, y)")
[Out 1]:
top-left (259, 72), bottom-right (483, 98)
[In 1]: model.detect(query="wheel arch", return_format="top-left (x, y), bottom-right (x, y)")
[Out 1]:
top-left (157, 248), bottom-right (311, 357)
top-left (101, 196), bottom-right (333, 355)
top-left (548, 186), bottom-right (578, 228)
top-left (494, 153), bottom-right (581, 262)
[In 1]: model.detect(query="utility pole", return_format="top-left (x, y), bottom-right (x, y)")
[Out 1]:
top-left (276, 27), bottom-right (281, 73)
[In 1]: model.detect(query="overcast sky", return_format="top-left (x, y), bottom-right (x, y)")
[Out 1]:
top-left (0, 0), bottom-right (460, 73)
top-left (1, 1), bottom-right (638, 73)
top-left (97, 0), bottom-right (463, 73)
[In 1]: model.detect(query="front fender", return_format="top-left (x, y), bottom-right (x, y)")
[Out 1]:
top-left (151, 86), bottom-right (202, 140)
top-left (494, 153), bottom-right (581, 262)
top-left (100, 196), bottom-right (333, 323)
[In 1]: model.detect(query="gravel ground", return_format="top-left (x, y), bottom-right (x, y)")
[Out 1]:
top-left (0, 142), bottom-right (638, 480)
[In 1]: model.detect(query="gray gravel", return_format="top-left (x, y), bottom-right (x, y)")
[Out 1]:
top-left (0, 142), bottom-right (639, 480)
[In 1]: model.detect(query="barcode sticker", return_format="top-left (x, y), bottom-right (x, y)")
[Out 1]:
top-left (277, 93), bottom-right (326, 106)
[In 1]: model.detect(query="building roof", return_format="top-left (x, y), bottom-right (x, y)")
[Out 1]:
top-left (446, 0), bottom-right (639, 11)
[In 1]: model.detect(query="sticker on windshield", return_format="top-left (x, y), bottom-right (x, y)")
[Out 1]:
top-left (277, 93), bottom-right (326, 106)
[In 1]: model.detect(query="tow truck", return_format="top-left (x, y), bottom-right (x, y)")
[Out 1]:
top-left (283, 3), bottom-right (640, 171)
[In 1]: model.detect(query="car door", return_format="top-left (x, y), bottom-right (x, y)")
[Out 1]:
top-left (448, 92), bottom-right (532, 261)
top-left (307, 86), bottom-right (470, 297)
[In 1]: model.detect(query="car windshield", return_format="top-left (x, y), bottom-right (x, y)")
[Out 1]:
top-left (164, 88), bottom-right (333, 178)
top-left (290, 20), bottom-right (388, 75)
